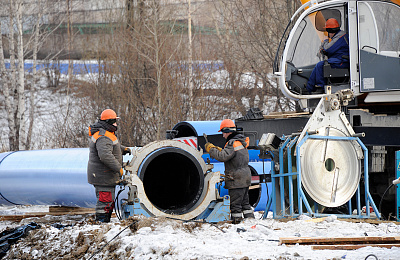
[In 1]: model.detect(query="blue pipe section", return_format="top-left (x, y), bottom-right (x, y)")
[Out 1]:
top-left (0, 120), bottom-right (272, 213)
top-left (172, 120), bottom-right (223, 139)
top-left (0, 148), bottom-right (96, 207)
top-left (0, 147), bottom-right (271, 212)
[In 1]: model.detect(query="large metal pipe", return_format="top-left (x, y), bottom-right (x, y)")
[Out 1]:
top-left (124, 140), bottom-right (214, 219)
top-left (0, 148), bottom-right (96, 207)
top-left (137, 146), bottom-right (205, 214)
top-left (0, 121), bottom-right (272, 216)
top-left (0, 144), bottom-right (209, 213)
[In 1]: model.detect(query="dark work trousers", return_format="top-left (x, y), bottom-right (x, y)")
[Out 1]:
top-left (94, 185), bottom-right (115, 214)
top-left (229, 187), bottom-right (253, 219)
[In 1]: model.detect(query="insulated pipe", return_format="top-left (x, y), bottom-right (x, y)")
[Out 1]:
top-left (0, 148), bottom-right (96, 207)
top-left (0, 144), bottom-right (206, 212)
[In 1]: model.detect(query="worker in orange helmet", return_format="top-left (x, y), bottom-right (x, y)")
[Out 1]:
top-left (87, 109), bottom-right (131, 223)
top-left (205, 119), bottom-right (254, 224)
top-left (304, 18), bottom-right (349, 93)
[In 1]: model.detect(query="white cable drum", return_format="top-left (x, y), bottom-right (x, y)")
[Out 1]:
top-left (300, 127), bottom-right (361, 207)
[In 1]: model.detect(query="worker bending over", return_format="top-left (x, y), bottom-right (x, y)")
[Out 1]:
top-left (305, 18), bottom-right (349, 93)
top-left (205, 119), bottom-right (254, 224)
top-left (87, 109), bottom-right (131, 223)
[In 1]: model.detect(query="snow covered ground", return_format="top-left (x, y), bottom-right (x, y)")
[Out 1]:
top-left (1, 206), bottom-right (400, 260)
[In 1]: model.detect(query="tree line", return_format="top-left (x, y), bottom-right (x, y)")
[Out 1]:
top-left (0, 0), bottom-right (301, 152)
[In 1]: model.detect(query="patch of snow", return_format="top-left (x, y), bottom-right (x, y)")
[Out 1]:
top-left (1, 209), bottom-right (400, 259)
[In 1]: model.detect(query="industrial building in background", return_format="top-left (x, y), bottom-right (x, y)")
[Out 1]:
top-left (0, 0), bottom-right (219, 59)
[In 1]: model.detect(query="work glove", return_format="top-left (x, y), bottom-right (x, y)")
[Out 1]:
top-left (319, 48), bottom-right (327, 56)
top-left (204, 142), bottom-right (214, 153)
top-left (205, 142), bottom-right (222, 152)
top-left (119, 168), bottom-right (124, 177)
top-left (123, 147), bottom-right (131, 155)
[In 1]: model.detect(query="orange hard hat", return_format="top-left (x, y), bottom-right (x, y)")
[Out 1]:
top-left (100, 109), bottom-right (119, 120)
top-left (324, 18), bottom-right (340, 29)
top-left (219, 119), bottom-right (236, 132)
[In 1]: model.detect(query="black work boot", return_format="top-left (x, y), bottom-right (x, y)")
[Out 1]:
top-left (107, 211), bottom-right (113, 222)
top-left (95, 213), bottom-right (110, 223)
top-left (231, 217), bottom-right (243, 225)
top-left (244, 213), bottom-right (255, 219)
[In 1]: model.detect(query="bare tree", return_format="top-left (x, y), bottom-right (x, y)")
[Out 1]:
top-left (0, 0), bottom-right (69, 151)
top-left (211, 0), bottom-right (301, 114)
top-left (124, 1), bottom-right (186, 140)
top-left (1, 0), bottom-right (24, 151)
top-left (76, 0), bottom-right (191, 146)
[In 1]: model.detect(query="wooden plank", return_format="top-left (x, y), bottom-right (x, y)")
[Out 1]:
top-left (312, 244), bottom-right (400, 250)
top-left (304, 217), bottom-right (328, 223)
top-left (280, 236), bottom-right (400, 245)
top-left (263, 112), bottom-right (309, 119)
top-left (0, 215), bottom-right (30, 222)
top-left (49, 206), bottom-right (95, 213)
top-left (0, 207), bottom-right (96, 222)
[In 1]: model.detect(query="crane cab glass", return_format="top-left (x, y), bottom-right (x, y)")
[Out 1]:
top-left (284, 5), bottom-right (348, 95)
top-left (358, 1), bottom-right (400, 92)
top-left (283, 1), bottom-right (400, 97)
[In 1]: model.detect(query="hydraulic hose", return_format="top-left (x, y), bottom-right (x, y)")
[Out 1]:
top-left (379, 183), bottom-right (394, 220)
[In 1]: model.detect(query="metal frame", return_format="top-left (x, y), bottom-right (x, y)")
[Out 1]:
top-left (265, 133), bottom-right (380, 219)
top-left (122, 195), bottom-right (231, 223)
top-left (396, 151), bottom-right (400, 221)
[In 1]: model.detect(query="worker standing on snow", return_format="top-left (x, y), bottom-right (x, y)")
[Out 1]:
top-left (205, 119), bottom-right (254, 224)
top-left (305, 18), bottom-right (349, 93)
top-left (87, 109), bottom-right (131, 223)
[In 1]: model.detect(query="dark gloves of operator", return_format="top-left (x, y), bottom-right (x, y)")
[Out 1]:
top-left (123, 147), bottom-right (131, 155)
top-left (320, 48), bottom-right (327, 56)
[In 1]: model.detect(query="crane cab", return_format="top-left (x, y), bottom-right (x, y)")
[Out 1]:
top-left (275, 0), bottom-right (400, 113)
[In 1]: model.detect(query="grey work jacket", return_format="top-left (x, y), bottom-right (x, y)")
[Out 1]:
top-left (87, 127), bottom-right (125, 186)
top-left (209, 133), bottom-right (251, 189)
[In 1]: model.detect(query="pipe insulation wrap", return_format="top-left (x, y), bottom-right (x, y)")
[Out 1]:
top-left (0, 148), bottom-right (96, 207)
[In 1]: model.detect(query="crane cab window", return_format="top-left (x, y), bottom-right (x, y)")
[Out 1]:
top-left (284, 6), bottom-right (348, 94)
top-left (287, 7), bottom-right (346, 68)
top-left (358, 1), bottom-right (400, 92)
